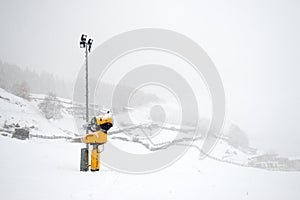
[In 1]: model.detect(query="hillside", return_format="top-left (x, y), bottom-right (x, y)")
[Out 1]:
top-left (1, 88), bottom-right (300, 199)
top-left (0, 87), bottom-right (253, 164)
top-left (0, 88), bottom-right (77, 137)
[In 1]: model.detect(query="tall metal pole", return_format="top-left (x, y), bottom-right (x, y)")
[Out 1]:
top-left (85, 44), bottom-right (89, 150)
top-left (80, 34), bottom-right (93, 171)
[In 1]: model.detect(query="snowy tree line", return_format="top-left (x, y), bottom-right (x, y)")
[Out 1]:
top-left (0, 60), bottom-right (73, 99)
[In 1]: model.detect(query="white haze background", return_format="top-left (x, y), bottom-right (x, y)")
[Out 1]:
top-left (0, 0), bottom-right (300, 156)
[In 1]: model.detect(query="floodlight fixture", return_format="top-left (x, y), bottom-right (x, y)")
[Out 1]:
top-left (80, 34), bottom-right (87, 48)
top-left (87, 39), bottom-right (93, 52)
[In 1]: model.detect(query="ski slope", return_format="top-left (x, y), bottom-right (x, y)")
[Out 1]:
top-left (0, 136), bottom-right (299, 200)
top-left (1, 88), bottom-right (300, 199)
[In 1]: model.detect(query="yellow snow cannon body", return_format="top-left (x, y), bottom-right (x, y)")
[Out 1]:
top-left (81, 112), bottom-right (113, 172)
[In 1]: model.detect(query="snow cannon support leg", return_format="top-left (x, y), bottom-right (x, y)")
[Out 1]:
top-left (91, 144), bottom-right (100, 171)
top-left (80, 148), bottom-right (89, 171)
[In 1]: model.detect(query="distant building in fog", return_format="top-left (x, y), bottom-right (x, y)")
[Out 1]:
top-left (249, 154), bottom-right (300, 171)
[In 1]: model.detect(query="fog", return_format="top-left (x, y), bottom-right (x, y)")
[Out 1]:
top-left (0, 0), bottom-right (300, 156)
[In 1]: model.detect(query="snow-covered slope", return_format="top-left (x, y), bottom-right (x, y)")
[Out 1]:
top-left (0, 88), bottom-right (256, 164)
top-left (0, 88), bottom-right (76, 137)
top-left (0, 135), bottom-right (299, 200)
top-left (1, 88), bottom-right (300, 199)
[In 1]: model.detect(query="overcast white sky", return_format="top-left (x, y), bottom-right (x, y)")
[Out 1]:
top-left (0, 0), bottom-right (300, 156)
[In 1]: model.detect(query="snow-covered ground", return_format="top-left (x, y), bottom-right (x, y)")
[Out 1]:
top-left (1, 88), bottom-right (300, 200)
top-left (0, 88), bottom-right (77, 137)
top-left (0, 136), bottom-right (300, 200)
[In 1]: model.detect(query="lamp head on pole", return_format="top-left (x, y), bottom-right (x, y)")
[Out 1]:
top-left (87, 39), bottom-right (93, 52)
top-left (80, 34), bottom-right (87, 48)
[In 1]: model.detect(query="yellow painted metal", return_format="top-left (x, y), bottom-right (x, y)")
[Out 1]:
top-left (82, 115), bottom-right (113, 172)
top-left (83, 131), bottom-right (107, 144)
top-left (96, 117), bottom-right (113, 125)
top-left (91, 148), bottom-right (100, 171)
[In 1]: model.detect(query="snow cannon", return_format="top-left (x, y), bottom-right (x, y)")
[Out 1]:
top-left (80, 112), bottom-right (113, 172)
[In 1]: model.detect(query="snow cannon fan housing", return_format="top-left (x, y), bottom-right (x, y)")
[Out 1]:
top-left (89, 116), bottom-right (113, 132)
top-left (83, 115), bottom-right (113, 145)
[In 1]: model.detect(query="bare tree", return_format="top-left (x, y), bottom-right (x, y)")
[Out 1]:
top-left (12, 81), bottom-right (31, 101)
top-left (38, 92), bottom-right (63, 119)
